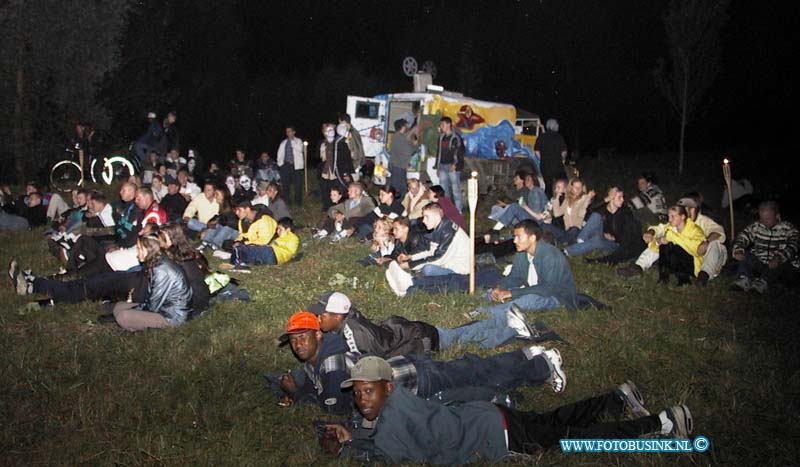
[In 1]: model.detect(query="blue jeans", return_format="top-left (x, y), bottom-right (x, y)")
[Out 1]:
top-left (232, 244), bottom-right (277, 265)
top-left (437, 313), bottom-right (519, 349)
top-left (409, 349), bottom-right (552, 399)
top-left (419, 264), bottom-right (455, 277)
top-left (480, 291), bottom-right (561, 319)
top-left (541, 223), bottom-right (580, 245)
top-left (437, 164), bottom-right (463, 212)
top-left (564, 213), bottom-right (619, 257)
top-left (497, 203), bottom-right (537, 227)
top-left (186, 218), bottom-right (207, 232)
top-left (203, 225), bottom-right (239, 247)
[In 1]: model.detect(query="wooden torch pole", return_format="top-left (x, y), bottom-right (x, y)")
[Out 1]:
top-left (723, 158), bottom-right (734, 242)
top-left (468, 171), bottom-right (479, 295)
top-left (303, 141), bottom-right (309, 194)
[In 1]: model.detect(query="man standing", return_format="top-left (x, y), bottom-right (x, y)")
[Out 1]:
top-left (435, 117), bottom-right (464, 212)
top-left (389, 119), bottom-right (416, 198)
top-left (534, 118), bottom-right (568, 195)
top-left (133, 112), bottom-right (164, 163)
top-left (277, 126), bottom-right (305, 206)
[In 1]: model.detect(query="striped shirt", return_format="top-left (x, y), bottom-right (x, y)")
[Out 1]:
top-left (304, 353), bottom-right (419, 397)
top-left (733, 221), bottom-right (799, 268)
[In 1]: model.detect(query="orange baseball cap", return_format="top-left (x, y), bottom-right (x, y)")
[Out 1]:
top-left (279, 311), bottom-right (320, 343)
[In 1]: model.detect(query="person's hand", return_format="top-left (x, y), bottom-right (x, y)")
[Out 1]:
top-left (396, 253), bottom-right (409, 262)
top-left (643, 231), bottom-right (654, 244)
top-left (325, 424), bottom-right (352, 443)
top-left (587, 190), bottom-right (596, 200)
top-left (603, 233), bottom-right (616, 241)
top-left (697, 241), bottom-right (709, 256)
top-left (451, 165), bottom-right (457, 172)
top-left (656, 235), bottom-right (668, 245)
top-left (279, 371), bottom-right (297, 395)
top-left (375, 257), bottom-right (390, 265)
top-left (768, 257), bottom-right (780, 269)
top-left (732, 248), bottom-right (745, 261)
top-left (182, 194), bottom-right (192, 202)
top-left (490, 287), bottom-right (512, 303)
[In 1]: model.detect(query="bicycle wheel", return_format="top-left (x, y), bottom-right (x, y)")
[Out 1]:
top-left (98, 156), bottom-right (136, 185)
top-left (50, 160), bottom-right (83, 192)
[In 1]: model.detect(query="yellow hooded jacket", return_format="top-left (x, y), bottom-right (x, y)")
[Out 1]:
top-left (647, 218), bottom-right (706, 275)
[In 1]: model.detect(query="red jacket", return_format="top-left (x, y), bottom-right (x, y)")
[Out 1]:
top-left (143, 202), bottom-right (167, 226)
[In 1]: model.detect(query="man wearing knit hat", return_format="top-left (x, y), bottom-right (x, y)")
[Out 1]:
top-left (271, 311), bottom-right (566, 415)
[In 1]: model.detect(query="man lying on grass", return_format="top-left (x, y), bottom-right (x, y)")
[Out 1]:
top-left (322, 356), bottom-right (693, 465)
top-left (270, 311), bottom-right (565, 415)
top-left (311, 291), bottom-right (540, 357)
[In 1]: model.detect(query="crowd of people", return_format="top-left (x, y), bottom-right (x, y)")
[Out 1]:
top-left (3, 112), bottom-right (798, 464)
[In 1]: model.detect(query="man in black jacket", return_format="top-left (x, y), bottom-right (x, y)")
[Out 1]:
top-left (312, 291), bottom-right (536, 356)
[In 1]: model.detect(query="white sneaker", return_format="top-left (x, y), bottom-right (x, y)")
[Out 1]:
top-left (544, 349), bottom-right (567, 393)
top-left (616, 381), bottom-right (650, 417)
top-left (751, 278), bottom-right (768, 294)
top-left (660, 405), bottom-right (693, 438)
top-left (385, 262), bottom-right (412, 297)
top-left (213, 250), bottom-right (232, 260)
top-left (731, 276), bottom-right (752, 292)
top-left (506, 304), bottom-right (533, 340)
top-left (312, 229), bottom-right (328, 239)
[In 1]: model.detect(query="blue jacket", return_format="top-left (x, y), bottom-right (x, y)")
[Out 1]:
top-left (526, 186), bottom-right (548, 213)
top-left (499, 242), bottom-right (578, 310)
top-left (349, 386), bottom-right (508, 465)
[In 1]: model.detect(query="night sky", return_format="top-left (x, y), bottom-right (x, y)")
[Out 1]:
top-left (115, 0), bottom-right (797, 165)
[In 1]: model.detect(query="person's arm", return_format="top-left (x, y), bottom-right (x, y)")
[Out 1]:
top-left (145, 265), bottom-right (170, 313)
top-left (774, 225), bottom-right (799, 265)
top-left (252, 216), bottom-right (277, 245)
top-left (407, 226), bottom-right (456, 268)
top-left (509, 249), bottom-right (564, 299)
top-left (183, 199), bottom-right (197, 221)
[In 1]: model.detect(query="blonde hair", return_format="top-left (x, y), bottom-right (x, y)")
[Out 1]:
top-left (371, 217), bottom-right (395, 251)
top-left (566, 177), bottom-right (586, 206)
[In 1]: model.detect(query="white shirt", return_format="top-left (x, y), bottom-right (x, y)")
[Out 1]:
top-left (526, 253), bottom-right (539, 286)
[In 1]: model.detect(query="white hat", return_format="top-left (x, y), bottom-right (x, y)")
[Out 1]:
top-left (309, 291), bottom-right (351, 314)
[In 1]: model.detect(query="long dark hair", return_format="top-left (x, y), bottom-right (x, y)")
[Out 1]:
top-left (159, 222), bottom-right (210, 274)
top-left (216, 187), bottom-right (234, 213)
top-left (137, 234), bottom-right (162, 276)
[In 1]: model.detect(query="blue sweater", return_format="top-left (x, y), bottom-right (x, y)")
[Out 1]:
top-left (499, 242), bottom-right (578, 310)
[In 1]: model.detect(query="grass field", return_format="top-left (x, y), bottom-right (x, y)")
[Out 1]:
top-left (1, 153), bottom-right (798, 466)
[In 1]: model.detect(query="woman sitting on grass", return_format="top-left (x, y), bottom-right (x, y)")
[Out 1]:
top-left (543, 177), bottom-right (595, 245)
top-left (197, 187), bottom-right (239, 252)
top-left (359, 217), bottom-right (396, 266)
top-left (158, 222), bottom-right (210, 318)
top-left (643, 204), bottom-right (705, 286)
top-left (112, 232), bottom-right (192, 331)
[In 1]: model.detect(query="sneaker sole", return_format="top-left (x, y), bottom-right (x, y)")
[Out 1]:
top-left (507, 305), bottom-right (533, 339)
top-left (668, 405), bottom-right (693, 438)
top-left (618, 381), bottom-right (650, 417)
top-left (547, 349), bottom-right (567, 393)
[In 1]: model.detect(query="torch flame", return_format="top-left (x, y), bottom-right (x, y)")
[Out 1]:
top-left (723, 158), bottom-right (729, 164)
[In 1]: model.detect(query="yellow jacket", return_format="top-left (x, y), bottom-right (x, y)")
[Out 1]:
top-left (271, 230), bottom-right (300, 264)
top-left (647, 218), bottom-right (706, 275)
top-left (236, 215), bottom-right (276, 246)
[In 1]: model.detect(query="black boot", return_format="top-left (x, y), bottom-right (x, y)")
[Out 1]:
top-left (675, 273), bottom-right (692, 287)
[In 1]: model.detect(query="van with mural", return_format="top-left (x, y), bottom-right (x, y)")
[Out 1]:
top-left (346, 88), bottom-right (542, 193)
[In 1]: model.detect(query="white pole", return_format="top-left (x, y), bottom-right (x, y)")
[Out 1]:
top-left (468, 171), bottom-right (479, 295)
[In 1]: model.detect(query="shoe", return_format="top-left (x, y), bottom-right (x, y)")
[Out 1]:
top-left (213, 250), bottom-right (232, 260)
top-left (230, 265), bottom-right (251, 273)
top-left (616, 381), bottom-right (650, 417)
top-left (312, 229), bottom-right (328, 239)
top-left (695, 271), bottom-right (709, 287)
top-left (219, 263), bottom-right (235, 271)
top-left (9, 258), bottom-right (21, 292)
top-left (661, 405), bottom-right (693, 438)
top-left (730, 276), bottom-right (751, 292)
top-left (97, 313), bottom-right (117, 324)
top-left (506, 304), bottom-right (534, 340)
top-left (330, 231), bottom-right (347, 243)
top-left (617, 264), bottom-right (643, 278)
top-left (544, 348), bottom-right (567, 393)
top-left (751, 278), bottom-right (768, 294)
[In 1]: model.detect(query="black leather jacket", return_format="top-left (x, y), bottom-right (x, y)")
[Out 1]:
top-left (146, 257), bottom-right (193, 325)
top-left (334, 307), bottom-right (439, 358)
